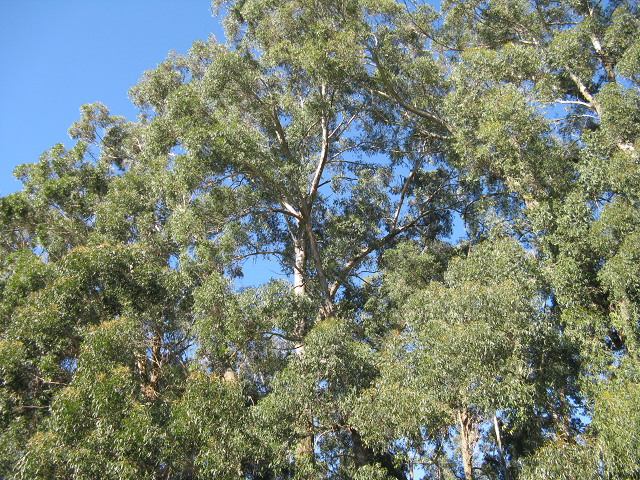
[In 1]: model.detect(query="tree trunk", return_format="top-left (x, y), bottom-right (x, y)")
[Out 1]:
top-left (293, 219), bottom-right (308, 356)
top-left (350, 427), bottom-right (370, 469)
top-left (291, 223), bottom-right (315, 474)
top-left (298, 205), bottom-right (334, 319)
top-left (295, 425), bottom-right (315, 479)
top-left (149, 330), bottom-right (162, 392)
top-left (458, 409), bottom-right (474, 480)
top-left (493, 412), bottom-right (510, 480)
top-left (293, 219), bottom-right (306, 297)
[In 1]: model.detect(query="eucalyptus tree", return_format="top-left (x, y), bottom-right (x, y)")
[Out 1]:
top-left (124, 1), bottom-right (458, 476)
top-left (211, 0), bottom-right (640, 476)
top-left (1, 0), bottom-right (456, 477)
top-left (129, 0), bottom-right (456, 319)
top-left (355, 237), bottom-right (582, 480)
top-left (0, 0), bottom-right (639, 479)
top-left (428, 1), bottom-right (640, 477)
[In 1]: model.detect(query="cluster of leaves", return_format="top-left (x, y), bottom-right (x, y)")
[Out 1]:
top-left (1, 0), bottom-right (639, 478)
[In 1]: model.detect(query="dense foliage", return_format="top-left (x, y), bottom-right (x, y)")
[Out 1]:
top-left (1, 0), bottom-right (639, 478)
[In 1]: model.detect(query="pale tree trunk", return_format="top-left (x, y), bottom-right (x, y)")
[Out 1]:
top-left (293, 222), bottom-right (306, 297)
top-left (149, 330), bottom-right (162, 392)
top-left (298, 205), bottom-right (333, 319)
top-left (293, 219), bottom-right (307, 356)
top-left (290, 86), bottom-right (337, 477)
top-left (493, 412), bottom-right (510, 480)
top-left (291, 220), bottom-right (315, 474)
top-left (458, 409), bottom-right (474, 480)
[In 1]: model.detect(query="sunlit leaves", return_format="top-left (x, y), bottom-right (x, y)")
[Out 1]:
top-left (1, 0), bottom-right (640, 478)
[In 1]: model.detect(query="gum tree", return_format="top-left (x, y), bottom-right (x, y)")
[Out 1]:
top-left (0, 0), bottom-right (639, 478)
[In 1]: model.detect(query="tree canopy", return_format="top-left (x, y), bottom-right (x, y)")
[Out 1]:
top-left (1, 0), bottom-right (639, 478)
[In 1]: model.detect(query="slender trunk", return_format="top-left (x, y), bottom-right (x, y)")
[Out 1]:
top-left (458, 409), bottom-right (474, 480)
top-left (292, 212), bottom-right (307, 297)
top-left (293, 226), bottom-right (306, 297)
top-left (493, 412), bottom-right (510, 480)
top-left (293, 218), bottom-right (307, 357)
top-left (299, 205), bottom-right (334, 319)
top-left (149, 330), bottom-right (162, 391)
top-left (291, 221), bottom-right (314, 472)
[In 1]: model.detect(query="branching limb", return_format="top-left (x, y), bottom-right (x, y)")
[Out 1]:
top-left (329, 173), bottom-right (452, 298)
top-left (369, 48), bottom-right (453, 134)
top-left (391, 156), bottom-right (422, 232)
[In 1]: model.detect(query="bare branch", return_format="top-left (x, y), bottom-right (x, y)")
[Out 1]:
top-left (554, 99), bottom-right (594, 108)
top-left (329, 173), bottom-right (453, 298)
top-left (392, 157), bottom-right (422, 232)
top-left (309, 84), bottom-right (331, 204)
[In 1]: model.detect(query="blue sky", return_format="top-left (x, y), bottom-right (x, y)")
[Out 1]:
top-left (0, 0), bottom-right (224, 196)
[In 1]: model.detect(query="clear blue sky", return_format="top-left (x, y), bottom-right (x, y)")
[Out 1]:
top-left (0, 0), bottom-right (224, 196)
